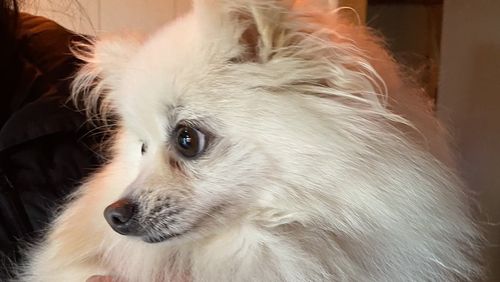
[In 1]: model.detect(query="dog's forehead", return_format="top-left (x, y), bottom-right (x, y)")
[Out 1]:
top-left (120, 14), bottom-right (239, 112)
top-left (116, 45), bottom-right (245, 140)
top-left (115, 11), bottom-right (300, 142)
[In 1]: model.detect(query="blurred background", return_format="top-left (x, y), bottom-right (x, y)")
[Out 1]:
top-left (20, 0), bottom-right (500, 280)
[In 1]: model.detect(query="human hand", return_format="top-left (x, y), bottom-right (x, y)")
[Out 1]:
top-left (86, 275), bottom-right (121, 282)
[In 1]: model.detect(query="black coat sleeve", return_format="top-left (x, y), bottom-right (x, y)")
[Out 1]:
top-left (0, 14), bottom-right (105, 278)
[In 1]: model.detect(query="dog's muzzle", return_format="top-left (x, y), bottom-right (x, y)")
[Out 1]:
top-left (104, 199), bottom-right (142, 236)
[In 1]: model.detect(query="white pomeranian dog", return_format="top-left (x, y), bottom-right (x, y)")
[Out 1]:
top-left (18, 0), bottom-right (482, 281)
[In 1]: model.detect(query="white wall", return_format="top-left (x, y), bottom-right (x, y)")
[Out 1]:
top-left (21, 0), bottom-right (366, 35)
top-left (22, 0), bottom-right (190, 35)
top-left (438, 1), bottom-right (500, 280)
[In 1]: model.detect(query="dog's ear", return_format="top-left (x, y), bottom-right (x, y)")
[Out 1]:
top-left (193, 0), bottom-right (295, 63)
top-left (71, 36), bottom-right (142, 121)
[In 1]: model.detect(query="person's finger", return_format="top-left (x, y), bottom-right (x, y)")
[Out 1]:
top-left (86, 275), bottom-right (118, 282)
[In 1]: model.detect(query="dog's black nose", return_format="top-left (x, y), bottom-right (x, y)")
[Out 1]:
top-left (104, 199), bottom-right (139, 235)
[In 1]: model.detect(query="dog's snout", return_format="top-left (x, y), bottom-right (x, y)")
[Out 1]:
top-left (104, 199), bottom-right (139, 235)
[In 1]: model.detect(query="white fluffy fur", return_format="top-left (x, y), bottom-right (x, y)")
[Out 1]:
top-left (18, 0), bottom-right (482, 281)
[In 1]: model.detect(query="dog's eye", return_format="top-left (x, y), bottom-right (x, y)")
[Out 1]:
top-left (141, 143), bottom-right (147, 155)
top-left (174, 126), bottom-right (206, 158)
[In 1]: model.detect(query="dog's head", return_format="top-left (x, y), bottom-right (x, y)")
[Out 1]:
top-left (74, 0), bottom-right (399, 244)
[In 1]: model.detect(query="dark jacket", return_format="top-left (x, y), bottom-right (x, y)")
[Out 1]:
top-left (0, 14), bottom-right (104, 276)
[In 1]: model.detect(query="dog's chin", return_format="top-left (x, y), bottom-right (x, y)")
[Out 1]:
top-left (141, 232), bottom-right (185, 244)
